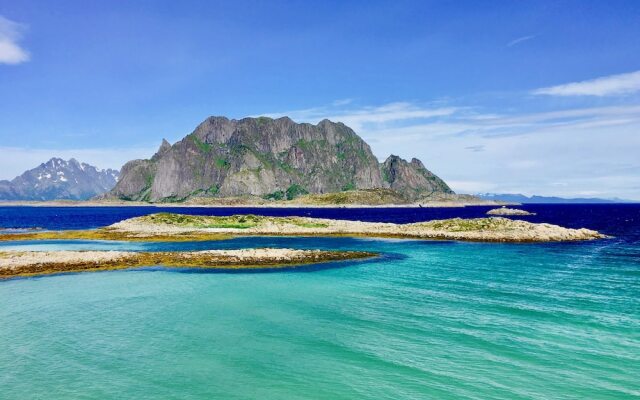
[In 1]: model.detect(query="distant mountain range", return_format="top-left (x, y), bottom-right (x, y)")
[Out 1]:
top-left (0, 158), bottom-right (119, 201)
top-left (476, 193), bottom-right (637, 204)
top-left (107, 116), bottom-right (454, 203)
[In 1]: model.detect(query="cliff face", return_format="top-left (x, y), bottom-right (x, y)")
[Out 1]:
top-left (110, 116), bottom-right (453, 202)
top-left (0, 158), bottom-right (119, 201)
top-left (112, 117), bottom-right (384, 202)
top-left (381, 155), bottom-right (453, 201)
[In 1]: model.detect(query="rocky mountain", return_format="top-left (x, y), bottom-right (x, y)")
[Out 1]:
top-left (109, 116), bottom-right (453, 203)
top-left (381, 155), bottom-right (453, 201)
top-left (0, 158), bottom-right (119, 201)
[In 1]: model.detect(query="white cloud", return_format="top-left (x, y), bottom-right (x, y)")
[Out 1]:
top-left (506, 35), bottom-right (536, 47)
top-left (332, 98), bottom-right (354, 106)
top-left (262, 102), bottom-right (458, 132)
top-left (533, 70), bottom-right (640, 96)
top-left (0, 146), bottom-right (157, 180)
top-left (263, 100), bottom-right (640, 200)
top-left (464, 145), bottom-right (485, 152)
top-left (0, 16), bottom-right (30, 65)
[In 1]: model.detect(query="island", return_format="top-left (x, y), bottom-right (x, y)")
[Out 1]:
top-left (0, 248), bottom-right (376, 279)
top-left (0, 213), bottom-right (606, 243)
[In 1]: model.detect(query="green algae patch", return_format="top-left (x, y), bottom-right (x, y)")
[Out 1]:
top-left (0, 249), bottom-right (377, 279)
top-left (138, 213), bottom-right (329, 230)
top-left (291, 221), bottom-right (329, 228)
top-left (413, 218), bottom-right (518, 232)
top-left (141, 213), bottom-right (261, 228)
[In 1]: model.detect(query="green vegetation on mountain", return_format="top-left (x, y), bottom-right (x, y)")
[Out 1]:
top-left (108, 116), bottom-right (454, 204)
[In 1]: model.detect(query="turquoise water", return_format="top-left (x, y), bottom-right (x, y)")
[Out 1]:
top-left (1, 235), bottom-right (638, 399)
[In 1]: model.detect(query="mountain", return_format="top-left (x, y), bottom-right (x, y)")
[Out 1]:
top-left (109, 116), bottom-right (454, 203)
top-left (381, 155), bottom-right (452, 201)
top-left (476, 193), bottom-right (637, 204)
top-left (0, 158), bottom-right (119, 201)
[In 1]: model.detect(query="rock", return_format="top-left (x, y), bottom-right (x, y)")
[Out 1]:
top-left (486, 207), bottom-right (536, 216)
top-left (151, 139), bottom-right (172, 160)
top-left (381, 155), bottom-right (453, 201)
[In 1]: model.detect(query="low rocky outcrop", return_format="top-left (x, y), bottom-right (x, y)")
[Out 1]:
top-left (0, 248), bottom-right (375, 278)
top-left (487, 207), bottom-right (536, 216)
top-left (107, 214), bottom-right (605, 242)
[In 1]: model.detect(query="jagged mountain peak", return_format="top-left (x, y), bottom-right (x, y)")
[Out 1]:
top-left (381, 154), bottom-right (453, 201)
top-left (410, 158), bottom-right (425, 168)
top-left (0, 158), bottom-right (120, 201)
top-left (152, 139), bottom-right (172, 160)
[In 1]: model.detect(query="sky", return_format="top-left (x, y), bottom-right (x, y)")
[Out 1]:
top-left (1, 0), bottom-right (639, 199)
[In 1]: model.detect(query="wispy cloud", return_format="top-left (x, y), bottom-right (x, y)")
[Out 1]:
top-left (331, 98), bottom-right (354, 106)
top-left (266, 100), bottom-right (640, 141)
top-left (533, 70), bottom-right (640, 96)
top-left (262, 102), bottom-right (458, 132)
top-left (0, 16), bottom-right (30, 65)
top-left (506, 35), bottom-right (536, 47)
top-left (465, 145), bottom-right (485, 152)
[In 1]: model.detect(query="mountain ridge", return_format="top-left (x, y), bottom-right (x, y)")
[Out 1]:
top-left (108, 116), bottom-right (453, 203)
top-left (0, 158), bottom-right (119, 201)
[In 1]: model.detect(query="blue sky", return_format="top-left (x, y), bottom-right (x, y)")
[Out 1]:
top-left (1, 0), bottom-right (639, 199)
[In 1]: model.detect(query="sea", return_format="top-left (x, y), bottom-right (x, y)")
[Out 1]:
top-left (0, 204), bottom-right (638, 399)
